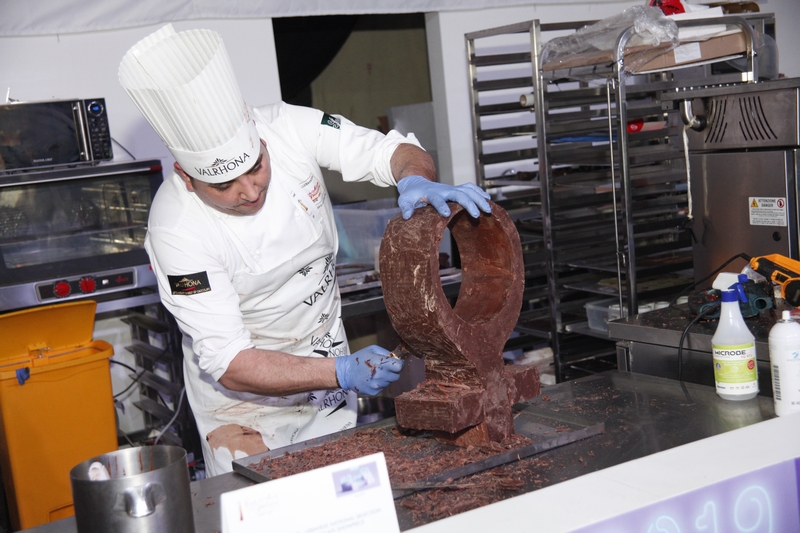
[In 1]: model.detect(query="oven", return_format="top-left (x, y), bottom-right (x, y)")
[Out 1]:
top-left (0, 160), bottom-right (163, 313)
top-left (681, 79), bottom-right (800, 283)
top-left (0, 159), bottom-right (175, 528)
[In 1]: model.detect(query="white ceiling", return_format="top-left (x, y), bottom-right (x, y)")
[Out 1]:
top-left (1, 0), bottom-right (622, 37)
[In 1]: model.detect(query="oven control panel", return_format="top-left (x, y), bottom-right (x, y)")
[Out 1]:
top-left (36, 269), bottom-right (137, 302)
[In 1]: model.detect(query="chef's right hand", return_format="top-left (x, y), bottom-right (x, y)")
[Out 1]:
top-left (396, 175), bottom-right (492, 220)
top-left (334, 346), bottom-right (404, 396)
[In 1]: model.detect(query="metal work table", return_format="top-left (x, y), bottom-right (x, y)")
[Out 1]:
top-left (23, 371), bottom-right (776, 532)
top-left (608, 304), bottom-right (777, 354)
top-left (610, 305), bottom-right (778, 394)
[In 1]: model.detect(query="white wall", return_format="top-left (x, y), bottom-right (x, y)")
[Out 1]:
top-left (769, 0), bottom-right (800, 78)
top-left (1, 1), bottom-right (798, 183)
top-left (426, 0), bottom-right (800, 186)
top-left (0, 19), bottom-right (281, 171)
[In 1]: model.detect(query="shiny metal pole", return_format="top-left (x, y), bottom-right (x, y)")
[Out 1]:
top-left (613, 26), bottom-right (638, 317)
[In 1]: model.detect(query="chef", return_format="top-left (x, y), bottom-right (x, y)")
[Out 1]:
top-left (119, 25), bottom-right (492, 475)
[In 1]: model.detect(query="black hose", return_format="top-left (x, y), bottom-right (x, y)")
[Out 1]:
top-left (112, 346), bottom-right (170, 398)
top-left (109, 359), bottom-right (137, 373)
top-left (677, 303), bottom-right (720, 384)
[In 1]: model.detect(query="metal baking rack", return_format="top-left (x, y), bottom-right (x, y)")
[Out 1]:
top-left (338, 267), bottom-right (462, 320)
top-left (466, 14), bottom-right (766, 381)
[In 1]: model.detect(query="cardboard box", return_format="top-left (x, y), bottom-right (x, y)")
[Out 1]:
top-left (631, 30), bottom-right (747, 72)
top-left (542, 30), bottom-right (747, 73)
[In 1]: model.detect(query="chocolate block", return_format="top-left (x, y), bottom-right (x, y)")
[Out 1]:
top-left (394, 381), bottom-right (485, 433)
top-left (503, 365), bottom-right (542, 404)
top-left (433, 423), bottom-right (490, 447)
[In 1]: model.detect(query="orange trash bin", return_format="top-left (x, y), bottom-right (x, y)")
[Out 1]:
top-left (0, 300), bottom-right (118, 530)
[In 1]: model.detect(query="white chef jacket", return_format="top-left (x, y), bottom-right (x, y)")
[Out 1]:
top-left (145, 102), bottom-right (421, 475)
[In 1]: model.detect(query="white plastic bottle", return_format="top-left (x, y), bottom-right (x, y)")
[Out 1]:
top-left (711, 282), bottom-right (759, 401)
top-left (768, 310), bottom-right (800, 416)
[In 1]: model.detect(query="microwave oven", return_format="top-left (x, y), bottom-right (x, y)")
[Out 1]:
top-left (0, 98), bottom-right (113, 174)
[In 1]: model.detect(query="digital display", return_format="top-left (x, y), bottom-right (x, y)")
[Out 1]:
top-left (573, 457), bottom-right (800, 532)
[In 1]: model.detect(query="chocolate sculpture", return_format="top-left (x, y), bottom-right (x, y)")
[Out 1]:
top-left (379, 202), bottom-right (539, 446)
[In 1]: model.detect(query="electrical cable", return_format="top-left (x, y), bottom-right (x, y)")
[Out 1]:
top-left (113, 369), bottom-right (146, 398)
top-left (676, 303), bottom-right (720, 404)
top-left (692, 253), bottom-right (752, 291)
top-left (111, 137), bottom-right (136, 159)
top-left (669, 252), bottom-right (752, 308)
top-left (682, 123), bottom-right (693, 221)
top-left (153, 387), bottom-right (186, 446)
top-left (109, 359), bottom-right (137, 373)
top-left (117, 429), bottom-right (136, 448)
top-left (113, 375), bottom-right (141, 399)
top-left (677, 303), bottom-right (720, 384)
top-left (113, 345), bottom-right (170, 399)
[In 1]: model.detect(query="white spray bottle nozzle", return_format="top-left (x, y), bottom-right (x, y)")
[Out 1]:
top-left (712, 272), bottom-right (741, 291)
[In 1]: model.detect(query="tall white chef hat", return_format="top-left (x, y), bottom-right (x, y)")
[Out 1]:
top-left (119, 24), bottom-right (260, 183)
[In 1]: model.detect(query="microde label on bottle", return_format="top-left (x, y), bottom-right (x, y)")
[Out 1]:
top-left (712, 343), bottom-right (758, 394)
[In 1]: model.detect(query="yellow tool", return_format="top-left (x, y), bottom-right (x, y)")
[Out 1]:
top-left (749, 254), bottom-right (800, 307)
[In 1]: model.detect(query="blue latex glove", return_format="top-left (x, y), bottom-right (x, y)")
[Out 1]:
top-left (396, 175), bottom-right (492, 220)
top-left (334, 346), bottom-right (404, 395)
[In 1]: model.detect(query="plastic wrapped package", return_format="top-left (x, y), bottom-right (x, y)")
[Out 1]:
top-left (542, 6), bottom-right (679, 74)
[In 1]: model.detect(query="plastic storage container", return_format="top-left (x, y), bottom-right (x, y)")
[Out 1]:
top-left (0, 300), bottom-right (118, 530)
top-left (585, 298), bottom-right (621, 333)
top-left (333, 198), bottom-right (401, 269)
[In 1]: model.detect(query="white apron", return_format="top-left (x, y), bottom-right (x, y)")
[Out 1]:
top-left (183, 164), bottom-right (357, 476)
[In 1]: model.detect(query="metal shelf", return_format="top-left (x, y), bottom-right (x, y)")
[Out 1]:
top-left (563, 321), bottom-right (620, 341)
top-left (467, 16), bottom-right (759, 383)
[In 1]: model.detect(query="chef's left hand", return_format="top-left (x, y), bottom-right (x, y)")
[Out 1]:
top-left (334, 346), bottom-right (404, 396)
top-left (397, 175), bottom-right (492, 220)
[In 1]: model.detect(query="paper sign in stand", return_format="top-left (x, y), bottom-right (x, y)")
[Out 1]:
top-left (221, 452), bottom-right (400, 533)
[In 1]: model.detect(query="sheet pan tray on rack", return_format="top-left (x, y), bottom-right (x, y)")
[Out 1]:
top-left (232, 401), bottom-right (604, 499)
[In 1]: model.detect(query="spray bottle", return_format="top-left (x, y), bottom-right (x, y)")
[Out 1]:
top-left (768, 310), bottom-right (800, 416)
top-left (711, 274), bottom-right (759, 400)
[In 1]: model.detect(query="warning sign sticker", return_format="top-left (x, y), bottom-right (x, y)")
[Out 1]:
top-left (749, 197), bottom-right (787, 227)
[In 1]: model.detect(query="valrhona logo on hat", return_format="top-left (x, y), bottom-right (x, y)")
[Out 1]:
top-left (118, 25), bottom-right (261, 183)
top-left (195, 152), bottom-right (253, 179)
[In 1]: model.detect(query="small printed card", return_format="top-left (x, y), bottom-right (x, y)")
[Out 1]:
top-left (220, 452), bottom-right (400, 533)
